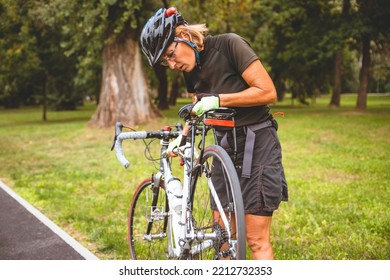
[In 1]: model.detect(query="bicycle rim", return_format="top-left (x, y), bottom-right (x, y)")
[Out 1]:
top-left (189, 145), bottom-right (246, 260)
top-left (128, 178), bottom-right (171, 259)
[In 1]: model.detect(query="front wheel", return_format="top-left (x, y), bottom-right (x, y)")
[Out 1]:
top-left (189, 145), bottom-right (246, 259)
top-left (128, 178), bottom-right (171, 259)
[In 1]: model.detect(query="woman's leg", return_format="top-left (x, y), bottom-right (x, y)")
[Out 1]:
top-left (245, 214), bottom-right (274, 260)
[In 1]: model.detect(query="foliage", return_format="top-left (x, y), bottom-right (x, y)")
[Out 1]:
top-left (1, 0), bottom-right (389, 112)
top-left (0, 0), bottom-right (81, 110)
top-left (0, 0), bottom-right (146, 110)
top-left (53, 0), bottom-right (145, 95)
top-left (172, 0), bottom-right (390, 103)
top-left (370, 43), bottom-right (390, 92)
top-left (0, 0), bottom-right (40, 107)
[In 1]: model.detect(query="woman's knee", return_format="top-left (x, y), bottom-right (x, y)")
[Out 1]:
top-left (246, 231), bottom-right (270, 249)
top-left (245, 215), bottom-right (272, 246)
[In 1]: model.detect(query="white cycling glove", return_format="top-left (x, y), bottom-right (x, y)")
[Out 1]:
top-left (168, 134), bottom-right (184, 155)
top-left (192, 96), bottom-right (220, 116)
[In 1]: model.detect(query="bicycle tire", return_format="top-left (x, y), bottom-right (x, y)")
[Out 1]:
top-left (128, 178), bottom-right (171, 259)
top-left (188, 145), bottom-right (246, 260)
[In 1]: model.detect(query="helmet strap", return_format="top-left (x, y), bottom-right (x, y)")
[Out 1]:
top-left (174, 37), bottom-right (201, 70)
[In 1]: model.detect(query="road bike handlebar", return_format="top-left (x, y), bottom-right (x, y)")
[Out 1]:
top-left (112, 122), bottom-right (181, 169)
top-left (112, 105), bottom-right (235, 169)
top-left (115, 131), bottom-right (147, 168)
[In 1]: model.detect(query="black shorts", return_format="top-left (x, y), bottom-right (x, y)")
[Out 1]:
top-left (212, 125), bottom-right (288, 215)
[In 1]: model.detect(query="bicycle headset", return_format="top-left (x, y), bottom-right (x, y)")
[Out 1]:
top-left (140, 7), bottom-right (201, 69)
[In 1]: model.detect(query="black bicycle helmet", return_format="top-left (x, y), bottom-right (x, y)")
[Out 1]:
top-left (140, 7), bottom-right (186, 67)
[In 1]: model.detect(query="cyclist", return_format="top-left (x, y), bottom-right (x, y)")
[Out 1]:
top-left (140, 7), bottom-right (288, 260)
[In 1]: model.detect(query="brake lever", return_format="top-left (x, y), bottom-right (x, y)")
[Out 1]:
top-left (175, 122), bottom-right (183, 132)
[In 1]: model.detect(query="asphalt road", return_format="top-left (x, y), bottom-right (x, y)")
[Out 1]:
top-left (0, 182), bottom-right (98, 260)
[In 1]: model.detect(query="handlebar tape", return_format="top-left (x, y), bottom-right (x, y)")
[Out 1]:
top-left (115, 132), bottom-right (148, 168)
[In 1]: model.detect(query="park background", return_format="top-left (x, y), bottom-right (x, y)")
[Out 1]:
top-left (1, 0), bottom-right (389, 259)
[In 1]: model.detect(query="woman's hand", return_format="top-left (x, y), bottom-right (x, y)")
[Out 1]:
top-left (167, 135), bottom-right (183, 157)
top-left (192, 96), bottom-right (220, 116)
top-left (166, 122), bottom-right (190, 157)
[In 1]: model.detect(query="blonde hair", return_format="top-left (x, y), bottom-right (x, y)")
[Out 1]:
top-left (175, 24), bottom-right (208, 52)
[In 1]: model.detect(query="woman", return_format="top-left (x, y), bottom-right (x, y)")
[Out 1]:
top-left (140, 7), bottom-right (288, 260)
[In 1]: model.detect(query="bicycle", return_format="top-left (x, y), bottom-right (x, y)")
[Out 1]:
top-left (112, 104), bottom-right (246, 260)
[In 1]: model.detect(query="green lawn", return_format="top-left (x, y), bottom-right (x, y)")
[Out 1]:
top-left (0, 94), bottom-right (389, 260)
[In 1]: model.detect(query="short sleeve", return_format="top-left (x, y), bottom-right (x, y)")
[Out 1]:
top-left (225, 33), bottom-right (259, 74)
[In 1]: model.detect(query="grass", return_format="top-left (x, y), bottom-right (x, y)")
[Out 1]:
top-left (0, 94), bottom-right (389, 260)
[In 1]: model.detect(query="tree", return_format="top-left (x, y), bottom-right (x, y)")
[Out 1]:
top-left (355, 0), bottom-right (390, 110)
top-left (70, 1), bottom-right (161, 127)
top-left (357, 33), bottom-right (370, 110)
top-left (35, 0), bottom-right (163, 127)
top-left (330, 0), bottom-right (351, 108)
top-left (356, 0), bottom-right (372, 110)
top-left (370, 42), bottom-right (390, 92)
top-left (0, 0), bottom-right (85, 118)
top-left (28, 0), bottom-right (83, 118)
top-left (153, 63), bottom-right (169, 110)
top-left (0, 0), bottom-right (39, 109)
top-left (254, 1), bottom-right (339, 104)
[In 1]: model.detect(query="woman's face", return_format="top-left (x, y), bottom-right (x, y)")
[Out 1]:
top-left (161, 41), bottom-right (196, 72)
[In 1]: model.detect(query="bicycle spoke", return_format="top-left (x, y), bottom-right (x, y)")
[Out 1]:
top-left (129, 179), bottom-right (172, 259)
top-left (189, 145), bottom-right (245, 260)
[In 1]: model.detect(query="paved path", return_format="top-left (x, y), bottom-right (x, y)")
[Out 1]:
top-left (0, 181), bottom-right (98, 260)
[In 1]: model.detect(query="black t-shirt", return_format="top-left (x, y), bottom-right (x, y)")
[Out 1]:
top-left (184, 33), bottom-right (270, 127)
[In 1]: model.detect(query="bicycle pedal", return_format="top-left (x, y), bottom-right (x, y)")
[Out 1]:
top-left (146, 206), bottom-right (166, 222)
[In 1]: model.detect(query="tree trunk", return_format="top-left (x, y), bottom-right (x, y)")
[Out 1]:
top-left (154, 64), bottom-right (169, 110)
top-left (330, 0), bottom-right (350, 108)
top-left (169, 72), bottom-right (181, 106)
top-left (274, 72), bottom-right (286, 102)
top-left (89, 33), bottom-right (161, 128)
top-left (356, 33), bottom-right (370, 110)
top-left (275, 81), bottom-right (286, 102)
top-left (42, 71), bottom-right (48, 121)
top-left (330, 50), bottom-right (342, 107)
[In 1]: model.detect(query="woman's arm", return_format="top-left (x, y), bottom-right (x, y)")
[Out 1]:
top-left (219, 60), bottom-right (276, 107)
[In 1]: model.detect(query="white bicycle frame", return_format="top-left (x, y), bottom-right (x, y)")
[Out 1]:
top-left (114, 124), bottom-right (236, 259)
